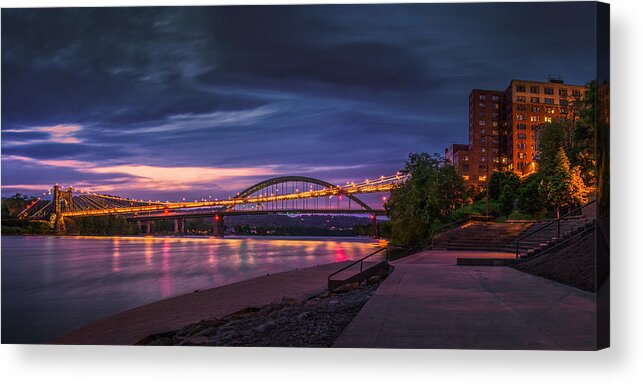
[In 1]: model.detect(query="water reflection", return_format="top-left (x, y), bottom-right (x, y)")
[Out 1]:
top-left (1, 235), bottom-right (376, 344)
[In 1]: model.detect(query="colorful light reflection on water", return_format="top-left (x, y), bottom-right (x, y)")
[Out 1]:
top-left (1, 235), bottom-right (377, 344)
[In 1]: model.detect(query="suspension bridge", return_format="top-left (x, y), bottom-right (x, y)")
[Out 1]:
top-left (18, 173), bottom-right (409, 236)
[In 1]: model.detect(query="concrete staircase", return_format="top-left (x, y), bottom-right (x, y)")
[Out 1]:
top-left (515, 216), bottom-right (596, 259)
top-left (432, 216), bottom-right (595, 258)
top-left (432, 221), bottom-right (534, 252)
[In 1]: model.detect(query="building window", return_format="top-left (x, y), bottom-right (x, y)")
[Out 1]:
top-left (463, 175), bottom-right (470, 181)
top-left (530, 86), bottom-right (540, 93)
top-left (559, 99), bottom-right (568, 106)
top-left (480, 156), bottom-right (486, 163)
top-left (479, 94), bottom-right (486, 101)
top-left (560, 107), bottom-right (568, 114)
top-left (492, 121), bottom-right (498, 127)
top-left (544, 87), bottom-right (554, 95)
top-left (531, 106), bottom-right (540, 113)
top-left (479, 111), bottom-right (486, 118)
top-left (462, 155), bottom-right (469, 162)
top-left (492, 95), bottom-right (500, 101)
top-left (479, 120), bottom-right (486, 126)
top-left (544, 116), bottom-right (552, 123)
top-left (479, 102), bottom-right (486, 108)
top-left (492, 129), bottom-right (498, 135)
top-left (516, 84), bottom-right (526, 92)
top-left (572, 90), bottom-right (581, 97)
top-left (493, 157), bottom-right (499, 163)
top-left (546, 107), bottom-right (555, 114)
top-left (494, 103), bottom-right (500, 110)
top-left (478, 175), bottom-right (487, 182)
top-left (516, 104), bottom-right (526, 111)
top-left (516, 114), bottom-right (526, 121)
top-left (559, 89), bottom-right (568, 97)
top-left (517, 133), bottom-right (527, 140)
top-left (544, 98), bottom-right (554, 105)
top-left (517, 123), bottom-right (527, 130)
top-left (480, 146), bottom-right (486, 151)
top-left (516, 95), bottom-right (526, 102)
top-left (530, 116), bottom-right (540, 122)
top-left (530, 97), bottom-right (540, 103)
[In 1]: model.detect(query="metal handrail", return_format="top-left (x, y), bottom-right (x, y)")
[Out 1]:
top-left (328, 247), bottom-right (388, 283)
top-left (515, 199), bottom-right (596, 258)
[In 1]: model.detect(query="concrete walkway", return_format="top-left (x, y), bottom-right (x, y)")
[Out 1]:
top-left (334, 250), bottom-right (596, 350)
top-left (51, 261), bottom-right (349, 345)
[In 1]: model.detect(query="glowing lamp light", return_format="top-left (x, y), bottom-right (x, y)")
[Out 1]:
top-left (215, 214), bottom-right (220, 221)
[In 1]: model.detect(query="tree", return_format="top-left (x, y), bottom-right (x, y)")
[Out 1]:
top-left (488, 171), bottom-right (520, 201)
top-left (536, 118), bottom-right (574, 174)
top-left (516, 173), bottom-right (545, 217)
top-left (571, 81), bottom-right (597, 186)
top-left (385, 153), bottom-right (465, 247)
top-left (539, 147), bottom-right (588, 218)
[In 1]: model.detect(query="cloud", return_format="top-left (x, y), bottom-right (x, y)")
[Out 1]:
top-left (3, 124), bottom-right (82, 144)
top-left (2, 3), bottom-right (598, 200)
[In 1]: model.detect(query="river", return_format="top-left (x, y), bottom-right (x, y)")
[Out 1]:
top-left (1, 235), bottom-right (379, 344)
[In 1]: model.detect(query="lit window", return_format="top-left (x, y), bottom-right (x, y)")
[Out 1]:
top-left (531, 97), bottom-right (540, 103)
top-left (479, 120), bottom-right (486, 126)
top-left (544, 116), bottom-right (552, 123)
top-left (463, 175), bottom-right (470, 181)
top-left (478, 175), bottom-right (487, 181)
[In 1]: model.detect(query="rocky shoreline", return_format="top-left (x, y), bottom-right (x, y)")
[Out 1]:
top-left (140, 276), bottom-right (383, 347)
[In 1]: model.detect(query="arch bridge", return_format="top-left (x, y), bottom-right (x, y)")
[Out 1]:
top-left (19, 173), bottom-right (408, 236)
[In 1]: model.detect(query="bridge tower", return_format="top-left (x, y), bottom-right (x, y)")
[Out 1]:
top-left (52, 185), bottom-right (73, 234)
top-left (214, 215), bottom-right (225, 237)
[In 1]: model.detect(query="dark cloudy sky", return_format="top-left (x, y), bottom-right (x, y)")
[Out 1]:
top-left (1, 2), bottom-right (597, 202)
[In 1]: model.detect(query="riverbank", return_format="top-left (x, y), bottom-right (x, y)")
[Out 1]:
top-left (49, 261), bottom-right (360, 345)
top-left (141, 278), bottom-right (382, 347)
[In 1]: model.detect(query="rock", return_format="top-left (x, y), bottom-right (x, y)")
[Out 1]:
top-left (367, 275), bottom-right (381, 285)
top-left (332, 283), bottom-right (351, 293)
top-left (253, 320), bottom-right (276, 333)
top-left (296, 311), bottom-right (311, 321)
top-left (281, 297), bottom-right (300, 306)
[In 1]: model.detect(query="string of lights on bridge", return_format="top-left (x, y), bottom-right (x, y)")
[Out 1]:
top-left (19, 172), bottom-right (409, 219)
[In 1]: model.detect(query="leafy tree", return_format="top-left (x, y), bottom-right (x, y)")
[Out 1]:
top-left (2, 193), bottom-right (38, 218)
top-left (539, 147), bottom-right (588, 218)
top-left (385, 153), bottom-right (465, 247)
top-left (516, 173), bottom-right (545, 217)
top-left (488, 171), bottom-right (520, 201)
top-left (571, 81), bottom-right (597, 186)
top-left (536, 119), bottom-right (574, 174)
top-left (499, 184), bottom-right (516, 216)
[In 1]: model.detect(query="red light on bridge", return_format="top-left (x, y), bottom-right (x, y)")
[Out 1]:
top-left (215, 214), bottom-right (220, 221)
top-left (163, 208), bottom-right (169, 215)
